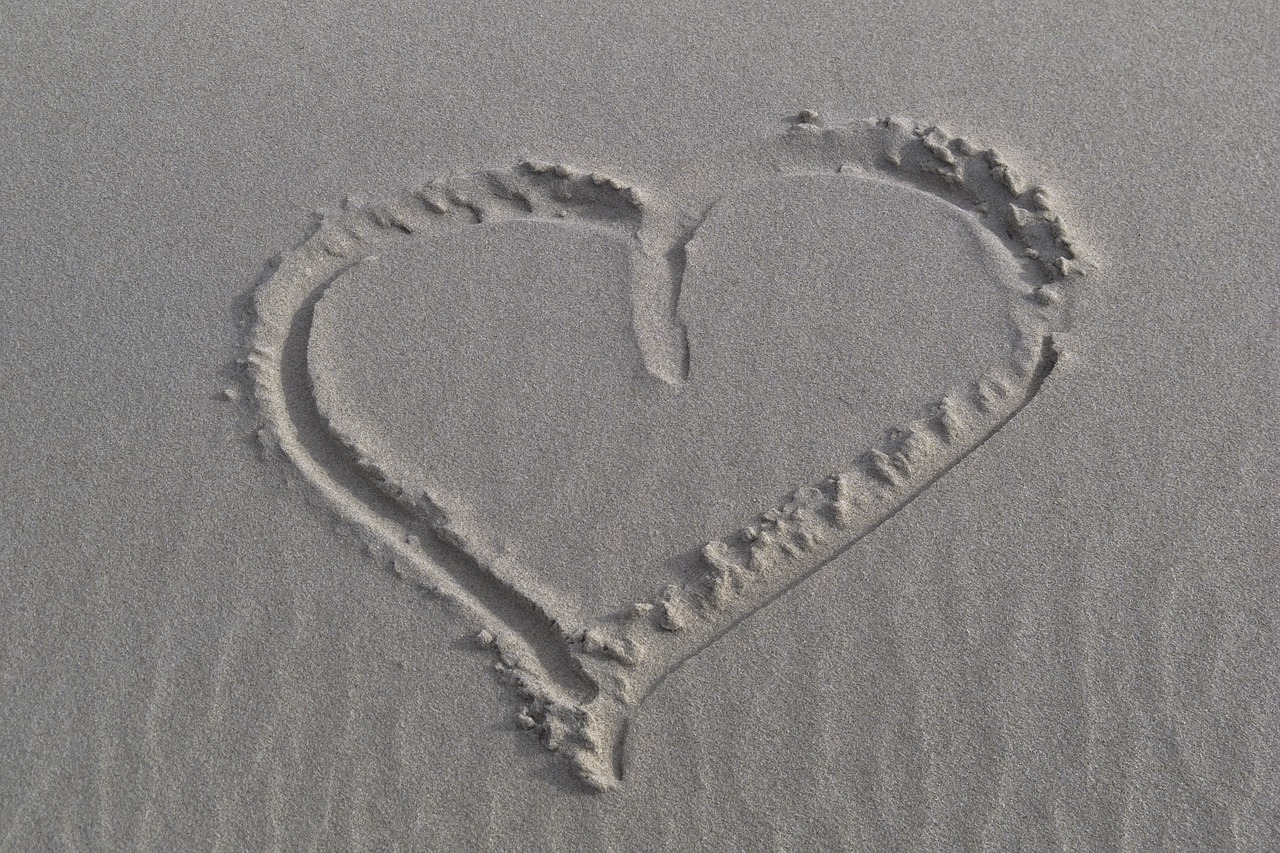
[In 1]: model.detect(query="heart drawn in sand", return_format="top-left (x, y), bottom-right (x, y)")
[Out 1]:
top-left (246, 114), bottom-right (1086, 789)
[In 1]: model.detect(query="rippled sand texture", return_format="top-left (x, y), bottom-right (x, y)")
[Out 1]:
top-left (1, 0), bottom-right (1275, 850)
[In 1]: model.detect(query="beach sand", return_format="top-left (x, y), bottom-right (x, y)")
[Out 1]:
top-left (2, 1), bottom-right (1275, 849)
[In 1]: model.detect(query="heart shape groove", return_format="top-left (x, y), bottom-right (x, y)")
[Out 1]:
top-left (246, 115), bottom-right (1087, 790)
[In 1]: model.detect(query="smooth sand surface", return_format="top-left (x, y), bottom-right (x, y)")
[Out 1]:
top-left (2, 1), bottom-right (1276, 849)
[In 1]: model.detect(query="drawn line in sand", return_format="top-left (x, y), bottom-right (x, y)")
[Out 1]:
top-left (242, 112), bottom-right (1089, 790)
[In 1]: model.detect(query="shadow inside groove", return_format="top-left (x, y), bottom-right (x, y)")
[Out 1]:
top-left (276, 261), bottom-right (597, 704)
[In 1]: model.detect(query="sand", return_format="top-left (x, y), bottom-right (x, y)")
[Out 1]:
top-left (2, 1), bottom-right (1275, 850)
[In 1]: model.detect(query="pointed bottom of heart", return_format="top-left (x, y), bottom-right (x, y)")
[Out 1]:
top-left (244, 115), bottom-right (1085, 790)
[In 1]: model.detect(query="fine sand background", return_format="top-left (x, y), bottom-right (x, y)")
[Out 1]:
top-left (2, 1), bottom-right (1276, 850)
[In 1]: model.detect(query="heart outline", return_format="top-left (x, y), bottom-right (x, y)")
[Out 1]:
top-left (245, 114), bottom-right (1086, 789)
